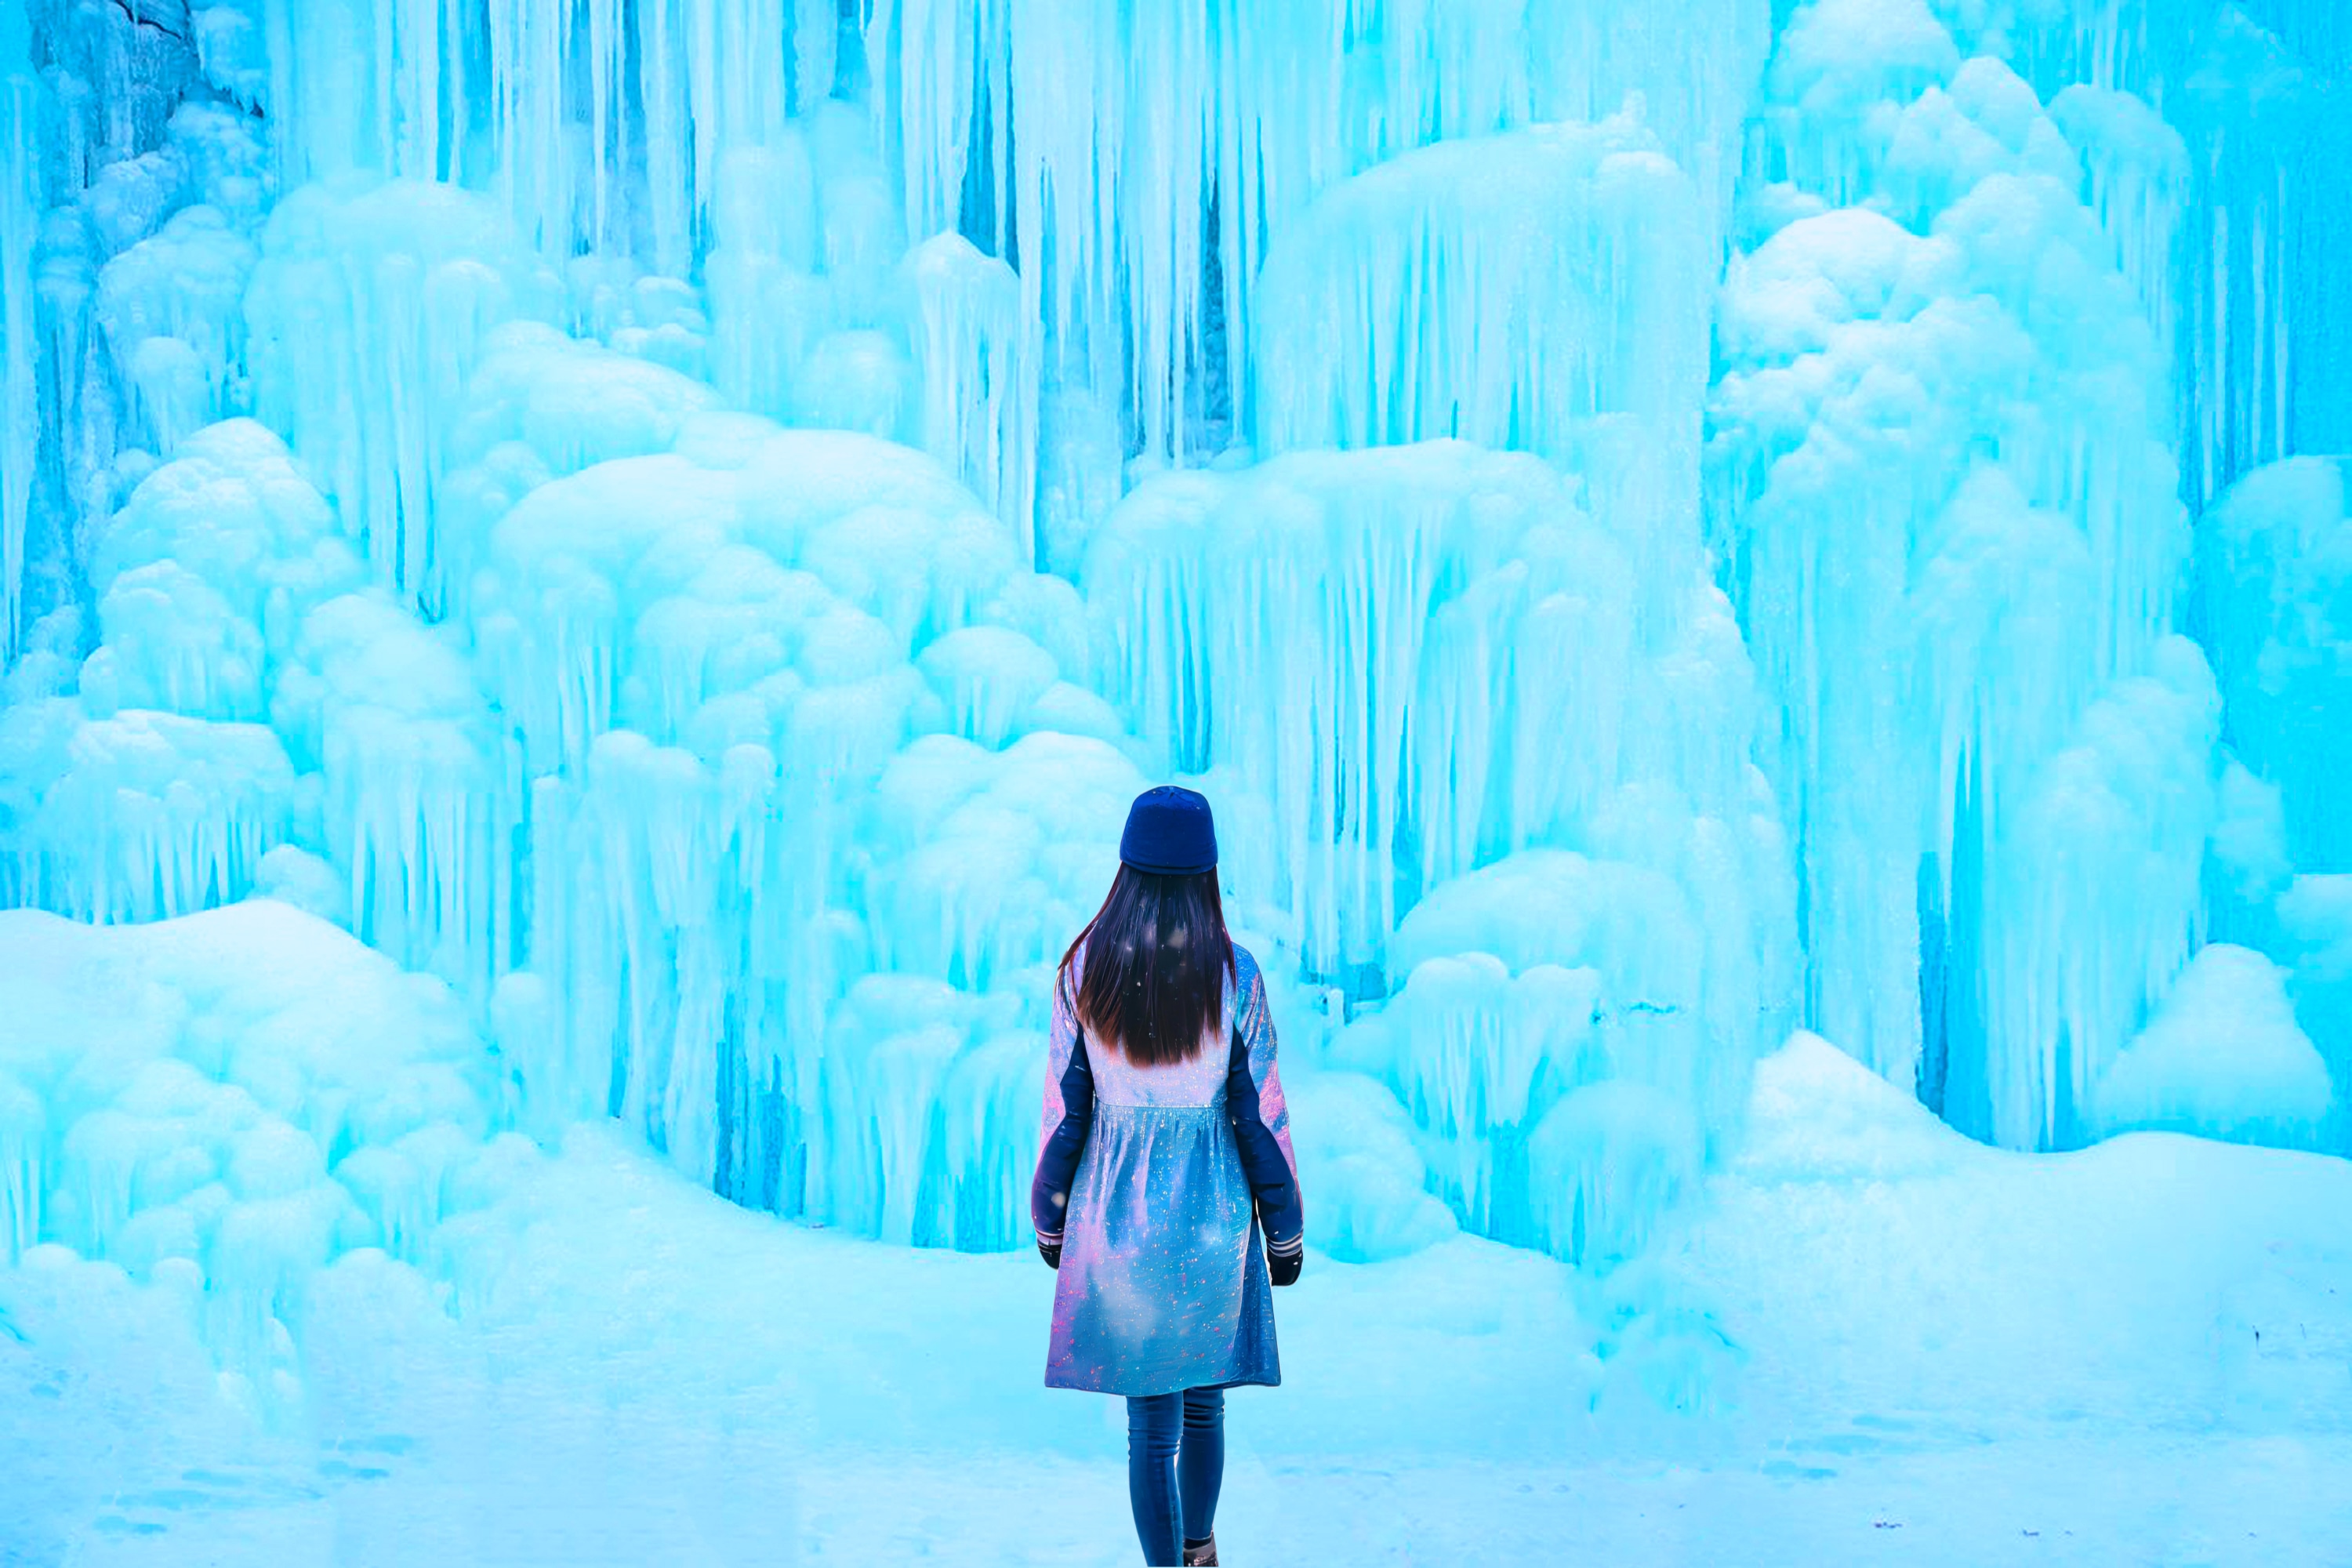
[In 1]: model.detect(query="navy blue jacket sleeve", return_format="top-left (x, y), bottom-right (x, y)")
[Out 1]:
top-left (1031, 975), bottom-right (1094, 1242)
top-left (1227, 988), bottom-right (1305, 1254)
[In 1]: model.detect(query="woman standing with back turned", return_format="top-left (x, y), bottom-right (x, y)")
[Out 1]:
top-left (1033, 786), bottom-right (1307, 1567)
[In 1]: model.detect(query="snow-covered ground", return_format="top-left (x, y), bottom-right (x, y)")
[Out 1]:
top-left (5, 916), bottom-right (2345, 1566)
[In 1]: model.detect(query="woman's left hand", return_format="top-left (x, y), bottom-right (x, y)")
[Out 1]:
top-left (1038, 1238), bottom-right (1062, 1270)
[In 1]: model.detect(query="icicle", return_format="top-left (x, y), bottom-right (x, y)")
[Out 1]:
top-left (0, 1073), bottom-right (38, 1265)
top-left (96, 206), bottom-right (259, 459)
top-left (1085, 443), bottom-right (1773, 995)
top-left (873, 1), bottom-right (1763, 470)
top-left (244, 180), bottom-right (561, 612)
top-left (0, 62), bottom-right (34, 660)
top-left (704, 136), bottom-right (827, 419)
top-left (1525, 1080), bottom-right (1700, 1269)
top-left (904, 234), bottom-right (1036, 561)
top-left (1254, 115), bottom-right (1710, 491)
top-left (936, 1029), bottom-right (1039, 1250)
top-left (1, 706), bottom-right (297, 926)
top-left (282, 590), bottom-right (511, 1003)
top-left (2050, 86), bottom-right (2186, 393)
top-left (1716, 38), bottom-right (2215, 1144)
top-left (2199, 457), bottom-right (2352, 873)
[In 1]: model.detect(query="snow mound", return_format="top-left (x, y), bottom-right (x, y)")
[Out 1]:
top-left (2096, 945), bottom-right (2332, 1148)
top-left (1734, 1030), bottom-right (1976, 1184)
top-left (0, 901), bottom-right (521, 1403)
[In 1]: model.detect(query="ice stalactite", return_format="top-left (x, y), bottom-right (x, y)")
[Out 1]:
top-left (1006, 0), bottom-right (1218, 466)
top-left (6, 0), bottom-right (275, 673)
top-left (2047, 85), bottom-right (2186, 397)
top-left (2277, 877), bottom-right (2352, 1149)
top-left (79, 419), bottom-right (356, 720)
top-left (10, 0), bottom-right (201, 665)
top-left (2122, 10), bottom-right (2309, 507)
top-left (0, 420), bottom-right (333, 923)
top-left (249, 0), bottom-right (461, 191)
top-left (1965, 638), bottom-right (2220, 1146)
top-left (456, 323), bottom-right (1127, 1211)
top-left (808, 728), bottom-right (1147, 1245)
top-left (1087, 439), bottom-right (1796, 1254)
top-left (872, 0), bottom-right (1767, 465)
top-left (1712, 33), bottom-right (2223, 1148)
top-left (1089, 444), bottom-right (1771, 980)
top-left (1981, 0), bottom-right (2352, 500)
top-left (859, 731), bottom-right (1141, 997)
top-left (2187, 452), bottom-right (2352, 1138)
top-left (702, 132), bottom-right (827, 419)
top-left (1748, 0), bottom-right (1961, 212)
top-left (2198, 456), bottom-right (2352, 873)
top-left (621, 0), bottom-right (822, 270)
top-left (0, 1065), bottom-right (38, 1264)
top-left (904, 234), bottom-right (1036, 564)
top-left (697, 107), bottom-right (917, 441)
top-left (41, 0), bottom-right (201, 189)
top-left (1276, 1069), bottom-right (1460, 1265)
top-left (0, 902), bottom-right (500, 1388)
top-left (469, 446), bottom-right (856, 1179)
top-left (1329, 848), bottom-right (1763, 1264)
top-left (1253, 114), bottom-right (1712, 615)
top-left (96, 201), bottom-right (258, 456)
top-left (276, 591), bottom-right (516, 1001)
top-left (0, 706), bottom-right (295, 924)
top-left (2, 417), bottom-right (513, 1013)
top-left (1, 38), bottom-right (38, 662)
top-left (247, 0), bottom-right (835, 275)
top-left (861, 0), bottom-right (1007, 257)
top-left (243, 180), bottom-right (562, 612)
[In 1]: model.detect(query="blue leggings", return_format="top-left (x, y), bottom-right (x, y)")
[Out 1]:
top-left (1124, 1386), bottom-right (1224, 1565)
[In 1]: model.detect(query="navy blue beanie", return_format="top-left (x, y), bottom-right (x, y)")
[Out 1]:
top-left (1119, 786), bottom-right (1218, 876)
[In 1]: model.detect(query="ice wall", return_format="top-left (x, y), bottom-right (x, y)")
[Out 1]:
top-left (2, 13), bottom-right (37, 662)
top-left (2195, 455), bottom-right (2352, 1141)
top-left (866, 0), bottom-right (1769, 467)
top-left (1713, 14), bottom-right (2252, 1150)
top-left (2, 0), bottom-right (2347, 1340)
top-left (2198, 457), bottom-right (2352, 872)
top-left (1996, 0), bottom-right (2352, 503)
top-left (458, 358), bottom-right (1125, 1218)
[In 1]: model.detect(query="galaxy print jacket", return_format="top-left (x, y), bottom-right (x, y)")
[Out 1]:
top-left (1031, 944), bottom-right (1305, 1260)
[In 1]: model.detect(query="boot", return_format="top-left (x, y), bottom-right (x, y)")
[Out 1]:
top-left (1182, 1534), bottom-right (1218, 1566)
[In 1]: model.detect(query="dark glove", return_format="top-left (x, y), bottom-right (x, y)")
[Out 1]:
top-left (1038, 1237), bottom-right (1062, 1270)
top-left (1267, 1240), bottom-right (1303, 1287)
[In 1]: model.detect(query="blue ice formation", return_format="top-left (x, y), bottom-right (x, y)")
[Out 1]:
top-left (1, 0), bottom-right (2348, 1352)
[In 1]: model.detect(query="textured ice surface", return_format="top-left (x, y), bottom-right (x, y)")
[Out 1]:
top-left (1711, 49), bottom-right (2237, 1149)
top-left (2, 985), bottom-right (2348, 1562)
top-left (0, 903), bottom-right (495, 1395)
top-left (2, 1), bottom-right (2352, 1555)
top-left (2200, 456), bottom-right (2352, 871)
top-left (11, 2), bottom-right (2347, 1209)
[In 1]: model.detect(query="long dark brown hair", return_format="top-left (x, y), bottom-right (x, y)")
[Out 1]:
top-left (1057, 865), bottom-right (1236, 1065)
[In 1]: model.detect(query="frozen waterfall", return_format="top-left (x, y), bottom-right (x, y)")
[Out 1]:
top-left (2, 0), bottom-right (2349, 1390)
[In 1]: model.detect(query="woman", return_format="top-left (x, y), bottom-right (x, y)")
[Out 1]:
top-left (1032, 786), bottom-right (1306, 1568)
